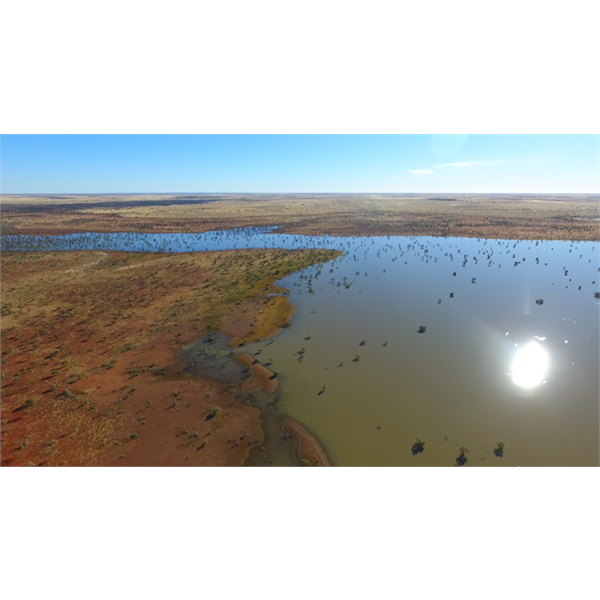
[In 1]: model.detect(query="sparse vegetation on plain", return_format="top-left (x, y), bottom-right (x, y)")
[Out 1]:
top-left (0, 246), bottom-right (339, 466)
top-left (1, 193), bottom-right (598, 241)
top-left (1, 193), bottom-right (597, 467)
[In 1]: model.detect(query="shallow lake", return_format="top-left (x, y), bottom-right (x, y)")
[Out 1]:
top-left (4, 229), bottom-right (599, 466)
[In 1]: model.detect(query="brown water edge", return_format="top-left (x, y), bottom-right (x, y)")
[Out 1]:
top-left (283, 419), bottom-right (330, 467)
top-left (178, 332), bottom-right (331, 467)
top-left (235, 354), bottom-right (331, 467)
top-left (216, 286), bottom-right (334, 466)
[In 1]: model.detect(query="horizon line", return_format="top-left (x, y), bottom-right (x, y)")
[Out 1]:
top-left (2, 191), bottom-right (598, 196)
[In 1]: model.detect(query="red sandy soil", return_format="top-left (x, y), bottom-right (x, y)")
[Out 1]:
top-left (1, 248), bottom-right (339, 467)
top-left (235, 353), bottom-right (278, 394)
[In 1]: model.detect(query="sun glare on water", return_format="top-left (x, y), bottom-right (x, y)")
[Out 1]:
top-left (511, 341), bottom-right (549, 388)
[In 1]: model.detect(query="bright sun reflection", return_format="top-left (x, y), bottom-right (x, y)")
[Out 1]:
top-left (511, 341), bottom-right (549, 388)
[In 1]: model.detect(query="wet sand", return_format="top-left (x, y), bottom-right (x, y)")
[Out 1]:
top-left (235, 353), bottom-right (279, 394)
top-left (284, 418), bottom-right (331, 467)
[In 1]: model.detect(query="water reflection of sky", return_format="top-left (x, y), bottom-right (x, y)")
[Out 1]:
top-left (4, 229), bottom-right (599, 465)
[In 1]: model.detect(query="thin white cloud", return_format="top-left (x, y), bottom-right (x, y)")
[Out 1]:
top-left (408, 168), bottom-right (434, 176)
top-left (436, 159), bottom-right (504, 169)
top-left (407, 156), bottom-right (544, 177)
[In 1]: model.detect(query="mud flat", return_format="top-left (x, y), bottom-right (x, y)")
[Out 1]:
top-left (0, 247), bottom-right (339, 466)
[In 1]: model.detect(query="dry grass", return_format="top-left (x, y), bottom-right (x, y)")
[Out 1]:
top-left (2, 193), bottom-right (598, 240)
top-left (0, 246), bottom-right (340, 466)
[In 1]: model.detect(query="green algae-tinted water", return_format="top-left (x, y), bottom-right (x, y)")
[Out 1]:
top-left (5, 230), bottom-right (599, 466)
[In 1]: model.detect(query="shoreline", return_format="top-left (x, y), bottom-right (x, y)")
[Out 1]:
top-left (0, 247), bottom-right (339, 467)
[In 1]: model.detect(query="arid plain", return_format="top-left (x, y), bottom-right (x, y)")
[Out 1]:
top-left (1, 194), bottom-right (598, 466)
top-left (2, 193), bottom-right (598, 240)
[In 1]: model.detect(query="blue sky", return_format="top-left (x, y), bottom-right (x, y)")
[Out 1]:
top-left (1, 134), bottom-right (597, 194)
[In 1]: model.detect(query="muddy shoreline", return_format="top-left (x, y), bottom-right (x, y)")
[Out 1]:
top-left (178, 332), bottom-right (331, 466)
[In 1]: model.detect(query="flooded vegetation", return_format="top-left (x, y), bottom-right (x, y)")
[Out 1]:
top-left (2, 229), bottom-right (599, 466)
top-left (411, 438), bottom-right (426, 455)
top-left (248, 233), bottom-right (599, 466)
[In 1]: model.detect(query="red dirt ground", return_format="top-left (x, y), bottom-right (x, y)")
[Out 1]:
top-left (1, 248), bottom-right (339, 466)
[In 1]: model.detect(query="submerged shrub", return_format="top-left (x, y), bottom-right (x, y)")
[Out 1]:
top-left (412, 438), bottom-right (425, 455)
top-left (494, 440), bottom-right (505, 458)
top-left (455, 446), bottom-right (469, 466)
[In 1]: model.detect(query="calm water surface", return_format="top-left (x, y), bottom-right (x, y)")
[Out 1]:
top-left (4, 229), bottom-right (599, 466)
